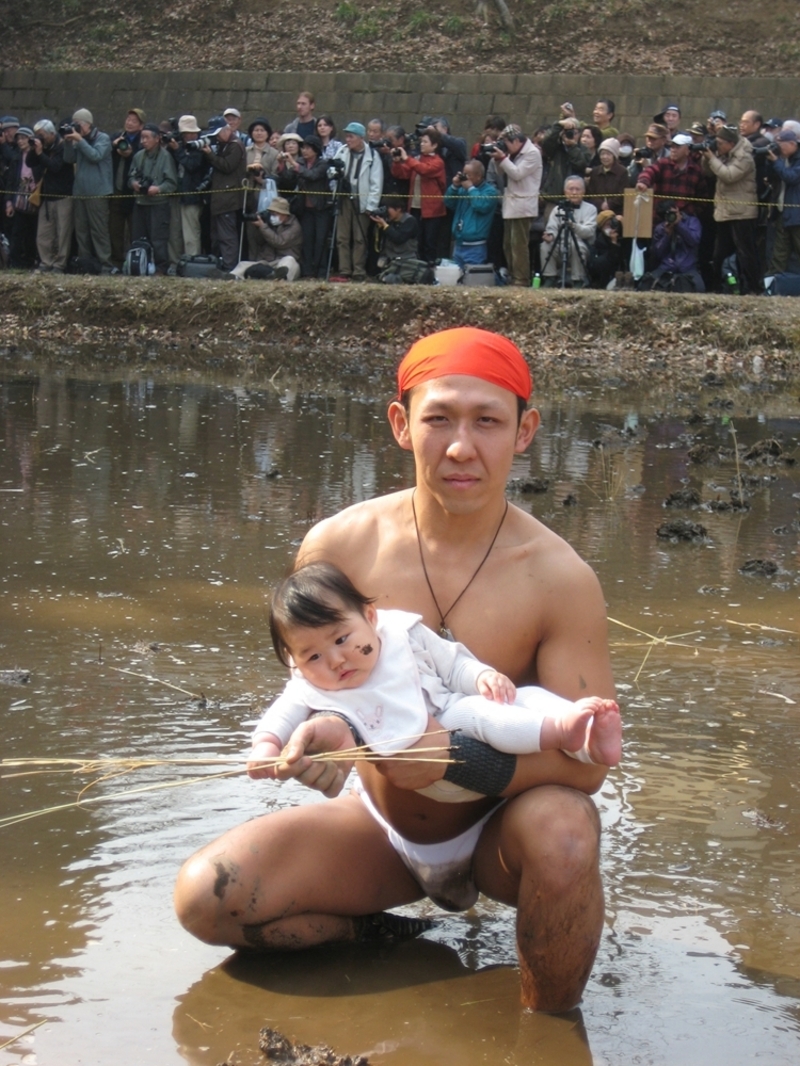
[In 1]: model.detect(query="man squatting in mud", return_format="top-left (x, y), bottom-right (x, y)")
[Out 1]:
top-left (174, 326), bottom-right (616, 1013)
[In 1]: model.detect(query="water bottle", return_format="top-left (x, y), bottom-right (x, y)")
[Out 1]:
top-left (725, 270), bottom-right (739, 294)
top-left (531, 273), bottom-right (542, 289)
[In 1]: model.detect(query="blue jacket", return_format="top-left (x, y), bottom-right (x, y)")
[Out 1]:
top-left (444, 181), bottom-right (497, 243)
top-left (768, 149), bottom-right (800, 228)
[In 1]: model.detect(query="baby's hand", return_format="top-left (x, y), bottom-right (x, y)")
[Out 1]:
top-left (246, 736), bottom-right (282, 779)
top-left (477, 670), bottom-right (516, 703)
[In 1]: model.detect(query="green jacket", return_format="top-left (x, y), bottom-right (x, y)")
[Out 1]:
top-left (128, 146), bottom-right (178, 206)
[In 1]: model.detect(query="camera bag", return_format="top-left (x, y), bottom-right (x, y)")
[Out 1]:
top-left (462, 264), bottom-right (496, 287)
top-left (123, 238), bottom-right (155, 276)
top-left (177, 255), bottom-right (226, 279)
top-left (67, 254), bottom-right (103, 275)
top-left (764, 273), bottom-right (800, 297)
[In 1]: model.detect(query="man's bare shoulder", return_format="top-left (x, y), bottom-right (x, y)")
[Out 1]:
top-left (505, 503), bottom-right (596, 581)
top-left (298, 490), bottom-right (412, 569)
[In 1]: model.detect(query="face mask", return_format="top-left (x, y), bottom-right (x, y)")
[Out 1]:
top-left (618, 145), bottom-right (633, 159)
top-left (268, 214), bottom-right (283, 226)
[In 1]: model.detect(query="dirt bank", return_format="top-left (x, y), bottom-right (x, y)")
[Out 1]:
top-left (1, 274), bottom-right (799, 390)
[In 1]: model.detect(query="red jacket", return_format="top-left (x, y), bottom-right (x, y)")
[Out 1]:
top-left (391, 152), bottom-right (446, 218)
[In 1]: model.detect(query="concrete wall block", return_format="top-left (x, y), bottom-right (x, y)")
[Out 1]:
top-left (9, 89), bottom-right (48, 112)
top-left (444, 74), bottom-right (481, 93)
top-left (334, 73), bottom-right (368, 92)
top-left (473, 73), bottom-right (512, 94)
top-left (515, 74), bottom-right (554, 96)
top-left (491, 94), bottom-right (520, 117)
top-left (456, 93), bottom-right (493, 115)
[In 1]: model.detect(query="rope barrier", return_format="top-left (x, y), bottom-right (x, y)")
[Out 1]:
top-left (0, 186), bottom-right (773, 208)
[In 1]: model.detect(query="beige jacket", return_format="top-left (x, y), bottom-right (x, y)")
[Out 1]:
top-left (498, 138), bottom-right (542, 219)
top-left (703, 138), bottom-right (757, 222)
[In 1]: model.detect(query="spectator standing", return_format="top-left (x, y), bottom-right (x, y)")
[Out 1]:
top-left (580, 126), bottom-right (604, 170)
top-left (4, 126), bottom-right (39, 269)
top-left (767, 130), bottom-right (800, 274)
top-left (491, 124), bottom-right (542, 286)
top-left (636, 132), bottom-right (704, 214)
top-left (128, 124), bottom-right (178, 274)
top-left (700, 126), bottom-right (761, 293)
top-left (443, 159), bottom-right (496, 269)
top-left (592, 100), bottom-right (619, 139)
top-left (223, 108), bottom-right (247, 143)
top-left (108, 108), bottom-right (144, 267)
top-left (203, 120), bottom-right (246, 272)
top-left (244, 118), bottom-right (279, 259)
top-left (316, 115), bottom-right (343, 161)
top-left (284, 93), bottom-right (317, 140)
top-left (63, 108), bottom-right (114, 271)
top-left (169, 116), bottom-right (211, 259)
top-left (586, 138), bottom-right (629, 215)
top-left (0, 117), bottom-right (21, 242)
top-left (332, 122), bottom-right (383, 282)
top-left (295, 134), bottom-right (333, 278)
top-left (540, 112), bottom-right (591, 220)
top-left (28, 119), bottom-right (73, 273)
top-left (654, 104), bottom-right (682, 136)
top-left (390, 127), bottom-right (447, 264)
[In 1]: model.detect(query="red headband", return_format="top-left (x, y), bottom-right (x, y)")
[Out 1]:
top-left (397, 327), bottom-right (532, 402)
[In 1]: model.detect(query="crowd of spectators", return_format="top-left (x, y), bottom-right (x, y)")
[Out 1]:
top-left (1, 89), bottom-right (799, 292)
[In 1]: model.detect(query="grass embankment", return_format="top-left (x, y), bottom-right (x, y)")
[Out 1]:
top-left (1, 274), bottom-right (799, 389)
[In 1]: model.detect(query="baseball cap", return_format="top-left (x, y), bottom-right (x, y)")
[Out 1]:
top-left (670, 133), bottom-right (692, 146)
top-left (777, 130), bottom-right (798, 143)
top-left (223, 107), bottom-right (241, 118)
top-left (343, 122), bottom-right (366, 137)
top-left (709, 109), bottom-right (727, 121)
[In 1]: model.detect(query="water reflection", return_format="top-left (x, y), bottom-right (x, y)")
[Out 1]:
top-left (1, 368), bottom-right (799, 1065)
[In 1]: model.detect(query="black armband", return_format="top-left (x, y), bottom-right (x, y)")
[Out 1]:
top-left (443, 730), bottom-right (517, 796)
top-left (309, 711), bottom-right (364, 748)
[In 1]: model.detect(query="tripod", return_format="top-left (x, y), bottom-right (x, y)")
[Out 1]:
top-left (325, 172), bottom-right (345, 281)
top-left (540, 203), bottom-right (589, 288)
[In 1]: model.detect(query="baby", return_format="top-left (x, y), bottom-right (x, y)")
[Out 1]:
top-left (248, 562), bottom-right (621, 799)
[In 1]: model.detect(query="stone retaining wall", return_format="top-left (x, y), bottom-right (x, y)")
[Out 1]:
top-left (1, 70), bottom-right (798, 142)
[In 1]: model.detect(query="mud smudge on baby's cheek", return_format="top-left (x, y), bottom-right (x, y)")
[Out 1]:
top-left (361, 644), bottom-right (373, 655)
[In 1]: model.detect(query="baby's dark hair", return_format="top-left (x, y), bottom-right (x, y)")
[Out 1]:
top-left (269, 562), bottom-right (375, 667)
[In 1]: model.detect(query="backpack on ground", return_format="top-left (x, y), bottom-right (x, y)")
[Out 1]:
top-left (378, 257), bottom-right (435, 285)
top-left (67, 254), bottom-right (103, 275)
top-left (123, 238), bottom-right (155, 276)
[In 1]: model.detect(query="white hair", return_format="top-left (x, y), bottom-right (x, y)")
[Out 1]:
top-left (564, 175), bottom-right (586, 192)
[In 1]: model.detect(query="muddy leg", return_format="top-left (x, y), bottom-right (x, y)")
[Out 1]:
top-left (473, 785), bottom-right (604, 1012)
top-left (174, 793), bottom-right (424, 951)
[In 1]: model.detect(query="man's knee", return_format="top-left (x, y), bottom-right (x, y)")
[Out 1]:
top-left (504, 786), bottom-right (601, 884)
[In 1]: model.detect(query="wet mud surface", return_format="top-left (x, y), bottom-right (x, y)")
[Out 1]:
top-left (0, 366), bottom-right (799, 1065)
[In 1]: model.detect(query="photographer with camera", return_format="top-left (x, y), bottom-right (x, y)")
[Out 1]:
top-left (627, 123), bottom-right (669, 183)
top-left (444, 160), bottom-right (496, 269)
top-left (63, 108), bottom-right (114, 272)
top-left (699, 125), bottom-right (761, 294)
top-left (490, 124), bottom-right (542, 287)
top-left (540, 105), bottom-right (592, 221)
top-left (128, 124), bottom-right (178, 275)
top-left (202, 119), bottom-right (246, 272)
top-left (368, 198), bottom-right (427, 283)
top-left (390, 126), bottom-right (447, 264)
top-left (540, 175), bottom-right (596, 287)
top-left (250, 196), bottom-right (302, 280)
top-left (330, 122), bottom-right (383, 282)
top-left (766, 130), bottom-right (800, 275)
top-left (167, 116), bottom-right (212, 259)
top-left (108, 108), bottom-right (145, 268)
top-left (642, 200), bottom-right (704, 292)
top-left (586, 209), bottom-right (624, 289)
top-left (27, 119), bottom-right (73, 273)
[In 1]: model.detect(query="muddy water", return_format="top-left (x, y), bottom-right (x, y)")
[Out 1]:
top-left (1, 368), bottom-right (798, 1066)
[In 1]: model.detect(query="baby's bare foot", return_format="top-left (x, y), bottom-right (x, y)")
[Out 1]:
top-left (585, 698), bottom-right (622, 767)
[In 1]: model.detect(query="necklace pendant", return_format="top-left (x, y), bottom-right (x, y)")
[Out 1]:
top-left (439, 624), bottom-right (455, 642)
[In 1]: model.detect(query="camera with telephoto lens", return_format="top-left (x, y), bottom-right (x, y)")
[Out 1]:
top-left (242, 211), bottom-right (260, 222)
top-left (137, 177), bottom-right (153, 193)
top-left (185, 132), bottom-right (218, 151)
top-left (689, 137), bottom-right (717, 153)
top-left (59, 121), bottom-right (82, 137)
top-left (372, 205), bottom-right (389, 220)
top-left (633, 146), bottom-right (654, 161)
top-left (371, 138), bottom-right (391, 150)
top-left (663, 207), bottom-right (678, 225)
